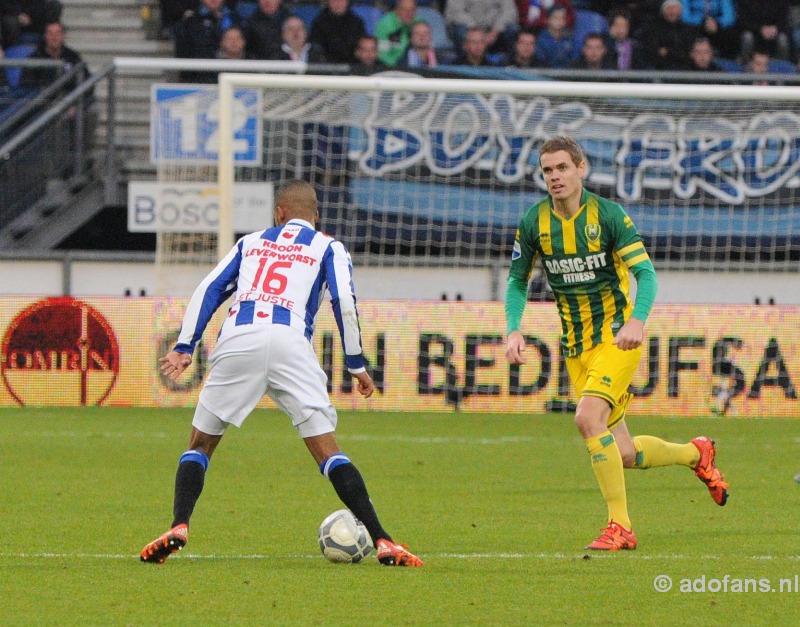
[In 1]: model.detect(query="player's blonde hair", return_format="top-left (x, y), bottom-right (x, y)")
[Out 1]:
top-left (539, 136), bottom-right (586, 167)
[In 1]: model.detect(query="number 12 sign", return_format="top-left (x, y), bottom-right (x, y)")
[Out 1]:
top-left (151, 84), bottom-right (262, 165)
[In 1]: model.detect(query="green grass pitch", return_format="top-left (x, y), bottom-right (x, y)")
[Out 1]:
top-left (1, 407), bottom-right (798, 624)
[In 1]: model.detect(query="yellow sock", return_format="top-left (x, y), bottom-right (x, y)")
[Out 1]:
top-left (585, 431), bottom-right (630, 530)
top-left (631, 436), bottom-right (700, 469)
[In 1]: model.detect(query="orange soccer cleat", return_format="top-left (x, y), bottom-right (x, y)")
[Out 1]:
top-left (691, 436), bottom-right (729, 506)
top-left (585, 521), bottom-right (638, 551)
top-left (140, 524), bottom-right (188, 564)
top-left (374, 538), bottom-right (424, 567)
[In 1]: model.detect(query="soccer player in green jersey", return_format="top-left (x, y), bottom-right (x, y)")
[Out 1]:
top-left (505, 136), bottom-right (729, 551)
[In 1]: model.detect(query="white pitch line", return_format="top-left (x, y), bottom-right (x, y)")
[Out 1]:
top-left (346, 435), bottom-right (535, 445)
top-left (1, 552), bottom-right (798, 561)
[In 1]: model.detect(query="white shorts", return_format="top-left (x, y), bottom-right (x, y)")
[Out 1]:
top-left (193, 324), bottom-right (338, 439)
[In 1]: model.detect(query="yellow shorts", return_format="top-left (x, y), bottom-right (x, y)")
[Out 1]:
top-left (565, 342), bottom-right (642, 430)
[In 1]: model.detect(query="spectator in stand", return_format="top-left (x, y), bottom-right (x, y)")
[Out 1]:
top-left (452, 26), bottom-right (499, 65)
top-left (243, 0), bottom-right (290, 60)
top-left (375, 0), bottom-right (418, 67)
top-left (570, 31), bottom-right (614, 69)
top-left (19, 19), bottom-right (93, 178)
top-left (218, 24), bottom-right (248, 59)
top-left (191, 24), bottom-right (251, 84)
top-left (20, 20), bottom-right (88, 90)
top-left (445, 0), bottom-right (519, 59)
top-left (517, 0), bottom-right (574, 34)
top-left (1, 0), bottom-right (61, 47)
top-left (350, 34), bottom-right (387, 73)
top-left (508, 28), bottom-right (543, 68)
top-left (737, 0), bottom-right (790, 63)
top-left (680, 0), bottom-right (738, 61)
top-left (588, 0), bottom-right (659, 40)
top-left (534, 6), bottom-right (577, 68)
top-left (643, 0), bottom-right (697, 71)
top-left (175, 0), bottom-right (237, 80)
top-left (686, 35), bottom-right (723, 72)
top-left (398, 21), bottom-right (438, 68)
top-left (605, 8), bottom-right (645, 70)
top-left (269, 15), bottom-right (326, 62)
top-left (309, 0), bottom-right (366, 65)
top-left (745, 49), bottom-right (771, 85)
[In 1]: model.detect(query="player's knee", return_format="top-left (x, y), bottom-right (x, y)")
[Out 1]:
top-left (574, 410), bottom-right (603, 438)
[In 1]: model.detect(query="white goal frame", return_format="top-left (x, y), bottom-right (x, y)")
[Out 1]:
top-left (217, 73), bottom-right (800, 264)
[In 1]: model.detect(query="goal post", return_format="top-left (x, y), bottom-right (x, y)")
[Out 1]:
top-left (216, 73), bottom-right (800, 274)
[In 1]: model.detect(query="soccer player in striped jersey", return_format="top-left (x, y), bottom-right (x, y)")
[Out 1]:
top-left (140, 180), bottom-right (422, 567)
top-left (505, 136), bottom-right (729, 551)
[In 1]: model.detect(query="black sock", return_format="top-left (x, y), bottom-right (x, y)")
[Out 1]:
top-left (171, 450), bottom-right (209, 528)
top-left (328, 462), bottom-right (392, 544)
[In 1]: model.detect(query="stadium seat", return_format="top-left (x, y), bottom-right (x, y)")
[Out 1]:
top-left (416, 6), bottom-right (454, 54)
top-left (236, 1), bottom-right (258, 19)
top-left (768, 59), bottom-right (797, 74)
top-left (292, 3), bottom-right (323, 32)
top-left (351, 5), bottom-right (385, 36)
top-left (572, 9), bottom-right (608, 48)
top-left (5, 44), bottom-right (36, 88)
top-left (715, 58), bottom-right (741, 73)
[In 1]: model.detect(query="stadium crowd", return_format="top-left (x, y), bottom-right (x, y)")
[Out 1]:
top-left (0, 0), bottom-right (796, 83)
top-left (153, 0), bottom-right (800, 76)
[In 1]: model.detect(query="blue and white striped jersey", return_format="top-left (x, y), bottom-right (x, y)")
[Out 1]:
top-left (173, 218), bottom-right (366, 372)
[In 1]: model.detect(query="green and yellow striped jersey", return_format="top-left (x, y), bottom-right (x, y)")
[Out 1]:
top-left (509, 189), bottom-right (652, 357)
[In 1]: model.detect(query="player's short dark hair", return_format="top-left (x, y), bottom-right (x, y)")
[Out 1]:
top-left (539, 136), bottom-right (585, 167)
top-left (276, 180), bottom-right (318, 217)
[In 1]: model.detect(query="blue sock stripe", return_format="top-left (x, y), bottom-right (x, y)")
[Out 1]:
top-left (179, 450), bottom-right (209, 471)
top-left (319, 453), bottom-right (351, 478)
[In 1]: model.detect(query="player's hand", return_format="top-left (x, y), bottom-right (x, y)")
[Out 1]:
top-left (159, 350), bottom-right (192, 379)
top-left (505, 330), bottom-right (527, 365)
top-left (352, 371), bottom-right (374, 398)
top-left (612, 318), bottom-right (645, 351)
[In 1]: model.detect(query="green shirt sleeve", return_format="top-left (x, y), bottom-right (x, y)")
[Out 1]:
top-left (630, 260), bottom-right (657, 322)
top-left (505, 274), bottom-right (528, 335)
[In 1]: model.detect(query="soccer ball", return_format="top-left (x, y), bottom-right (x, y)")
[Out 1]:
top-left (318, 509), bottom-right (373, 563)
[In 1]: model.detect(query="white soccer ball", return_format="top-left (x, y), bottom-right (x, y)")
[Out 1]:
top-left (318, 509), bottom-right (373, 563)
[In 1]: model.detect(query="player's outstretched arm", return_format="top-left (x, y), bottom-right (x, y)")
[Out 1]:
top-left (159, 350), bottom-right (193, 380)
top-left (351, 371), bottom-right (374, 398)
top-left (505, 330), bottom-right (527, 365)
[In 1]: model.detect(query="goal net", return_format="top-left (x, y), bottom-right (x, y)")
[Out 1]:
top-left (217, 74), bottom-right (800, 273)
